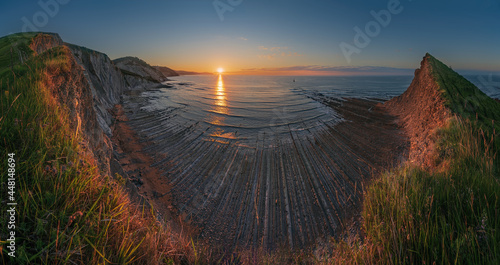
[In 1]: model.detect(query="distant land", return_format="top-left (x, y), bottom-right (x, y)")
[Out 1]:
top-left (2, 32), bottom-right (499, 264)
top-left (153, 66), bottom-right (212, 76)
top-left (175, 70), bottom-right (212, 75)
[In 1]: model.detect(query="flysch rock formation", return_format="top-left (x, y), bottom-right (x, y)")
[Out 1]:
top-left (113, 56), bottom-right (169, 89)
top-left (154, 65), bottom-right (179, 77)
top-left (66, 44), bottom-right (128, 136)
top-left (26, 33), bottom-right (172, 209)
top-left (26, 33), bottom-right (495, 251)
top-left (385, 53), bottom-right (451, 168)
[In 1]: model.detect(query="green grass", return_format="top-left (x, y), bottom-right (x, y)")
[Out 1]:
top-left (319, 55), bottom-right (500, 264)
top-left (427, 53), bottom-right (500, 127)
top-left (2, 32), bottom-right (498, 264)
top-left (361, 117), bottom-right (499, 264)
top-left (0, 33), bottom-right (201, 264)
top-left (0, 33), bottom-right (37, 71)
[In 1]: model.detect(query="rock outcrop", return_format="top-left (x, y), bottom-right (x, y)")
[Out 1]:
top-left (24, 32), bottom-right (177, 176)
top-left (154, 66), bottom-right (179, 77)
top-left (113, 56), bottom-right (168, 89)
top-left (385, 54), bottom-right (451, 167)
top-left (29, 33), bottom-right (63, 55)
top-left (67, 44), bottom-right (127, 136)
top-left (30, 38), bottom-right (113, 174)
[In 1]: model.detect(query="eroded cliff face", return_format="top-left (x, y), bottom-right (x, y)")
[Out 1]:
top-left (29, 33), bottom-right (63, 55)
top-left (30, 36), bottom-right (113, 174)
top-left (27, 32), bottom-right (175, 178)
top-left (113, 56), bottom-right (169, 89)
top-left (384, 54), bottom-right (451, 168)
top-left (66, 44), bottom-right (127, 136)
top-left (154, 65), bottom-right (179, 77)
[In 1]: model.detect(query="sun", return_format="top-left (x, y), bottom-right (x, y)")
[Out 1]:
top-left (217, 67), bottom-right (224, 74)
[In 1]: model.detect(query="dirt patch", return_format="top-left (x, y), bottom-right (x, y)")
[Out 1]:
top-left (29, 33), bottom-right (63, 55)
top-left (111, 104), bottom-right (193, 234)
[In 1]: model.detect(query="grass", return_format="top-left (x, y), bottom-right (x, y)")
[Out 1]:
top-left (316, 55), bottom-right (500, 264)
top-left (1, 33), bottom-right (498, 264)
top-left (0, 33), bottom-right (203, 264)
top-left (360, 117), bottom-right (499, 264)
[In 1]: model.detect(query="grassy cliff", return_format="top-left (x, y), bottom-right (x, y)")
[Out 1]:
top-left (0, 33), bottom-right (198, 264)
top-left (1, 32), bottom-right (498, 264)
top-left (324, 54), bottom-right (500, 264)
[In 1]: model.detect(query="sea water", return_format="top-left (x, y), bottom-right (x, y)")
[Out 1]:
top-left (141, 75), bottom-right (413, 146)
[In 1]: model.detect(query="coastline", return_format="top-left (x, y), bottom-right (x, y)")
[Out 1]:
top-left (2, 32), bottom-right (499, 264)
top-left (118, 88), bottom-right (408, 249)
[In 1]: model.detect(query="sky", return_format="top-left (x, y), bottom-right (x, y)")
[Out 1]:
top-left (1, 0), bottom-right (499, 75)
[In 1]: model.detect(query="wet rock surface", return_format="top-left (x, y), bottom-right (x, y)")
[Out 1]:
top-left (120, 88), bottom-right (408, 250)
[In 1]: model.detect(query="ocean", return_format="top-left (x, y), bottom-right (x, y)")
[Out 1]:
top-left (142, 75), bottom-right (413, 146)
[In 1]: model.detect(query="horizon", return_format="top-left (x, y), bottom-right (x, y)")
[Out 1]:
top-left (1, 0), bottom-right (499, 75)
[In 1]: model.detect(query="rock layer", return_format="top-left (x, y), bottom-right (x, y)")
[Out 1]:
top-left (154, 65), bottom-right (179, 77)
top-left (113, 56), bottom-right (169, 89)
top-left (120, 89), bottom-right (407, 249)
top-left (67, 44), bottom-right (128, 136)
top-left (31, 38), bottom-right (113, 174)
top-left (385, 54), bottom-right (451, 168)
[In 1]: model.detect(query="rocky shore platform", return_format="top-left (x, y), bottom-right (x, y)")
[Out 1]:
top-left (113, 91), bottom-right (409, 250)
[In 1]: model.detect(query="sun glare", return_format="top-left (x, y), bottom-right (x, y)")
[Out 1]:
top-left (217, 68), bottom-right (224, 74)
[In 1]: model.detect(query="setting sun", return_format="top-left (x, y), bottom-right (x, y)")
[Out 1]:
top-left (217, 67), bottom-right (224, 74)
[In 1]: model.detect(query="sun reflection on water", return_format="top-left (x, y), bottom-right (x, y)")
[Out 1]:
top-left (206, 75), bottom-right (238, 143)
top-left (209, 75), bottom-right (229, 127)
top-left (215, 74), bottom-right (227, 112)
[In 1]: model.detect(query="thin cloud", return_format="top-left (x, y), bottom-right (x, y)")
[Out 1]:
top-left (258, 46), bottom-right (288, 51)
top-left (241, 65), bottom-right (414, 75)
top-left (239, 37), bottom-right (248, 41)
top-left (258, 46), bottom-right (302, 60)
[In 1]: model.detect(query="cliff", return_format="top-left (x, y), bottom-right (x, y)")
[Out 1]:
top-left (0, 32), bottom-right (195, 264)
top-left (113, 56), bottom-right (169, 89)
top-left (384, 54), bottom-right (451, 167)
top-left (24, 33), bottom-right (113, 174)
top-left (154, 65), bottom-right (179, 77)
top-left (15, 33), bottom-right (176, 176)
top-left (385, 53), bottom-right (500, 168)
top-left (66, 44), bottom-right (128, 136)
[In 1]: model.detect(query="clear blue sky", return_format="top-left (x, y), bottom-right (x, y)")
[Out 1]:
top-left (1, 0), bottom-right (499, 74)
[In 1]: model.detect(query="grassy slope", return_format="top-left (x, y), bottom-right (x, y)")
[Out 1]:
top-left (2, 33), bottom-right (498, 264)
top-left (0, 33), bottom-right (200, 264)
top-left (330, 54), bottom-right (500, 264)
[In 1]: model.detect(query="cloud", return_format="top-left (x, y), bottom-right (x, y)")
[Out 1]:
top-left (240, 65), bottom-right (414, 75)
top-left (257, 52), bottom-right (303, 60)
top-left (258, 46), bottom-right (288, 51)
top-left (258, 54), bottom-right (277, 60)
top-left (239, 37), bottom-right (248, 41)
top-left (258, 46), bottom-right (302, 60)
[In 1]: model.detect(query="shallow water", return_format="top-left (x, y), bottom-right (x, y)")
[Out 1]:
top-left (141, 75), bottom-right (412, 146)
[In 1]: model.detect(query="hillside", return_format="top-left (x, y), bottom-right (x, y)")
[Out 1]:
top-left (176, 70), bottom-right (212, 75)
top-left (113, 56), bottom-right (169, 87)
top-left (1, 31), bottom-right (498, 264)
top-left (354, 54), bottom-right (500, 264)
top-left (385, 53), bottom-right (500, 168)
top-left (0, 32), bottom-right (194, 264)
top-left (154, 65), bottom-right (179, 77)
